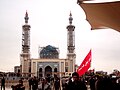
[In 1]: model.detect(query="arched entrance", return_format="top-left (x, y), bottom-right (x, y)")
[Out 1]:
top-left (54, 68), bottom-right (58, 76)
top-left (39, 68), bottom-right (43, 78)
top-left (45, 66), bottom-right (52, 77)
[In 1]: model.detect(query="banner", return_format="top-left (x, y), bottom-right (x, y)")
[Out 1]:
top-left (77, 49), bottom-right (92, 76)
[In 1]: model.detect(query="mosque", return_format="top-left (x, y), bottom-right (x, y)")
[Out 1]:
top-left (20, 12), bottom-right (76, 78)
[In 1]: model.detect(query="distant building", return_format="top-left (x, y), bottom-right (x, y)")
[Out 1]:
top-left (14, 66), bottom-right (20, 73)
top-left (20, 12), bottom-right (76, 78)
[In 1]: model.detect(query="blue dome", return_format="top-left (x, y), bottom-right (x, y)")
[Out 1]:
top-left (40, 45), bottom-right (59, 59)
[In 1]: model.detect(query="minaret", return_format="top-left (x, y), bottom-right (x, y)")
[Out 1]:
top-left (20, 11), bottom-right (31, 77)
top-left (66, 12), bottom-right (76, 72)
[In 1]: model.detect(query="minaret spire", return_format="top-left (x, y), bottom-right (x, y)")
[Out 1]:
top-left (24, 11), bottom-right (29, 24)
top-left (69, 11), bottom-right (73, 25)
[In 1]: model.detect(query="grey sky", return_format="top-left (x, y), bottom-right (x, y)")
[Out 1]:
top-left (0, 0), bottom-right (120, 73)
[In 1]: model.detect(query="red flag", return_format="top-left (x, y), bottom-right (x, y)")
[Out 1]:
top-left (77, 49), bottom-right (92, 76)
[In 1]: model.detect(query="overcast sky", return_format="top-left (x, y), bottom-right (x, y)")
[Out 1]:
top-left (0, 0), bottom-right (120, 74)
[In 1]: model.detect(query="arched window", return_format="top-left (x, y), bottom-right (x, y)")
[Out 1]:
top-left (39, 68), bottom-right (42, 77)
top-left (54, 68), bottom-right (57, 72)
top-left (39, 68), bottom-right (42, 72)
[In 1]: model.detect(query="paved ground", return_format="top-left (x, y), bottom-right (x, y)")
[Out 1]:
top-left (2, 86), bottom-right (91, 90)
top-left (1, 87), bottom-right (29, 90)
top-left (1, 83), bottom-right (91, 90)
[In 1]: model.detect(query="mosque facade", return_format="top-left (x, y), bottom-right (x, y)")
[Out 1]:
top-left (20, 12), bottom-right (76, 78)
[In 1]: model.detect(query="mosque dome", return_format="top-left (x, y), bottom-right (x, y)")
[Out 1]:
top-left (39, 45), bottom-right (59, 59)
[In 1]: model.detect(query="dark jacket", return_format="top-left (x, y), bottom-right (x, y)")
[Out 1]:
top-left (1, 77), bottom-right (5, 86)
top-left (66, 80), bottom-right (87, 90)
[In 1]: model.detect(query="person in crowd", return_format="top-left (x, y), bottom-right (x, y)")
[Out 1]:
top-left (32, 76), bottom-right (38, 90)
top-left (53, 74), bottom-right (60, 90)
top-left (89, 76), bottom-right (96, 90)
top-left (28, 77), bottom-right (33, 90)
top-left (95, 75), bottom-right (112, 90)
top-left (11, 79), bottom-right (25, 90)
top-left (66, 72), bottom-right (87, 90)
top-left (62, 78), bottom-right (68, 90)
top-left (1, 77), bottom-right (5, 90)
top-left (110, 77), bottom-right (120, 90)
top-left (95, 75), bottom-right (104, 90)
top-left (38, 78), bottom-right (51, 90)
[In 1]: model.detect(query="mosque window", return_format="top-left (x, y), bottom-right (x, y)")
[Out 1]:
top-left (65, 62), bottom-right (68, 66)
top-left (65, 67), bottom-right (68, 72)
top-left (39, 68), bottom-right (42, 72)
top-left (54, 68), bottom-right (57, 72)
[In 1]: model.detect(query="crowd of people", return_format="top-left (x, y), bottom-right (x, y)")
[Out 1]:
top-left (88, 75), bottom-right (120, 90)
top-left (27, 72), bottom-right (120, 90)
top-left (28, 74), bottom-right (60, 90)
top-left (1, 72), bottom-right (120, 90)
